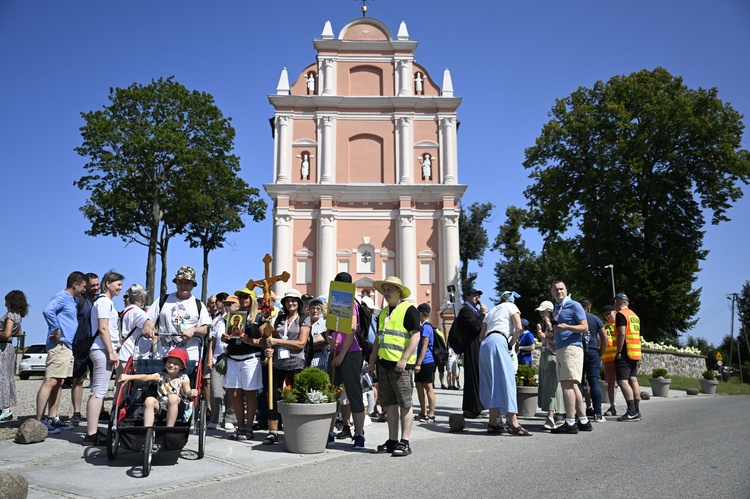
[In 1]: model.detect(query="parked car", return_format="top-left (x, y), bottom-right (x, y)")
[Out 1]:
top-left (18, 344), bottom-right (47, 380)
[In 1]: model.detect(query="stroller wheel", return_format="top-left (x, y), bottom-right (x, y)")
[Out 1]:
top-left (143, 427), bottom-right (154, 477)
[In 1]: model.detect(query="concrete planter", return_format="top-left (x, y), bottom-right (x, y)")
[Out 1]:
top-left (516, 386), bottom-right (539, 417)
top-left (699, 378), bottom-right (719, 395)
top-left (648, 378), bottom-right (671, 397)
top-left (600, 381), bottom-right (610, 405)
top-left (277, 402), bottom-right (337, 454)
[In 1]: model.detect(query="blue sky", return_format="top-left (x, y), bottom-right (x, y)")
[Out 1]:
top-left (1, 1), bottom-right (748, 347)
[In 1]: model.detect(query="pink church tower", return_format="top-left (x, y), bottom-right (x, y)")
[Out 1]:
top-left (265, 17), bottom-right (465, 311)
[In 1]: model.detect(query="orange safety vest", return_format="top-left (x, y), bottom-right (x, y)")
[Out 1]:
top-left (601, 319), bottom-right (617, 363)
top-left (619, 308), bottom-right (641, 361)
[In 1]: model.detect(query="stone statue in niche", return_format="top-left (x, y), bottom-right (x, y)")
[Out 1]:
top-left (307, 72), bottom-right (316, 94)
top-left (414, 72), bottom-right (424, 94)
top-left (301, 153), bottom-right (310, 179)
top-left (420, 153), bottom-right (432, 179)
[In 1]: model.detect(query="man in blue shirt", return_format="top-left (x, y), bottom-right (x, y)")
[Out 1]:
top-left (549, 280), bottom-right (591, 434)
top-left (37, 271), bottom-right (87, 434)
top-left (579, 298), bottom-right (608, 422)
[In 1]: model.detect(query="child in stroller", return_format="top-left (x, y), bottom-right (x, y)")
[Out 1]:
top-left (119, 348), bottom-right (197, 428)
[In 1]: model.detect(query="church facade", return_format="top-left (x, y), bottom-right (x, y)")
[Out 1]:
top-left (265, 17), bottom-right (465, 311)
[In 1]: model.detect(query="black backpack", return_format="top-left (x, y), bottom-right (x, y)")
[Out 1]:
top-left (354, 299), bottom-right (374, 362)
top-left (448, 319), bottom-right (464, 355)
top-left (431, 325), bottom-right (448, 365)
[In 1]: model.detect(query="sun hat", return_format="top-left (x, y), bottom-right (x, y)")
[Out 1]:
top-left (281, 289), bottom-right (303, 308)
top-left (172, 266), bottom-right (197, 286)
top-left (535, 300), bottom-right (554, 312)
top-left (235, 287), bottom-right (257, 298)
top-left (373, 276), bottom-right (411, 299)
top-left (223, 295), bottom-right (240, 305)
top-left (164, 348), bottom-right (189, 370)
top-left (308, 298), bottom-right (326, 311)
top-left (360, 296), bottom-right (376, 309)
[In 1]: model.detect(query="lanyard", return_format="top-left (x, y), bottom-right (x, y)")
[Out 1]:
top-left (553, 296), bottom-right (569, 322)
top-left (463, 301), bottom-right (481, 317)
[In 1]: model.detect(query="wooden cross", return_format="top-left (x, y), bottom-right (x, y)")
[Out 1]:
top-left (246, 253), bottom-right (290, 410)
top-left (246, 253), bottom-right (290, 304)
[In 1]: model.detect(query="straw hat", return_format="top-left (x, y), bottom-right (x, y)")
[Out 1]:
top-left (373, 276), bottom-right (411, 299)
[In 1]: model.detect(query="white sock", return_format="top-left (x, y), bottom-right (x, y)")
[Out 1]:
top-left (578, 416), bottom-right (589, 424)
top-left (565, 418), bottom-right (576, 426)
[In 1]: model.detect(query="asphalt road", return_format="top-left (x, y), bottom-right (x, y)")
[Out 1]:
top-left (4, 384), bottom-right (747, 499)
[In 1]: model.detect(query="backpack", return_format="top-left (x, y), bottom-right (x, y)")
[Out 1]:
top-left (432, 326), bottom-right (448, 365)
top-left (354, 299), bottom-right (374, 362)
top-left (448, 318), bottom-right (464, 355)
top-left (73, 294), bottom-right (107, 353)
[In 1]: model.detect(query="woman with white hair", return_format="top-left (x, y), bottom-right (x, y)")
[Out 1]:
top-left (117, 283), bottom-right (152, 365)
top-left (479, 291), bottom-right (531, 436)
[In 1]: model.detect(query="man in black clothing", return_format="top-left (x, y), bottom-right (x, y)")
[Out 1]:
top-left (457, 288), bottom-right (488, 418)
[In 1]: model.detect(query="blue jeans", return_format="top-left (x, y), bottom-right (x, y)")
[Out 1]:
top-left (581, 348), bottom-right (602, 415)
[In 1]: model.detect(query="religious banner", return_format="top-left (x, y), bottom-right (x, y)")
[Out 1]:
top-left (226, 311), bottom-right (247, 345)
top-left (326, 280), bottom-right (355, 334)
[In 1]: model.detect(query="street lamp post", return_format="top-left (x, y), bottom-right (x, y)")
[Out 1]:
top-left (604, 264), bottom-right (616, 298)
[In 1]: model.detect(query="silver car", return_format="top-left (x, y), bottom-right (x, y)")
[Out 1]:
top-left (18, 344), bottom-right (47, 380)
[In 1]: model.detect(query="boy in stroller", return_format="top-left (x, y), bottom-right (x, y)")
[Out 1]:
top-left (119, 348), bottom-right (197, 427)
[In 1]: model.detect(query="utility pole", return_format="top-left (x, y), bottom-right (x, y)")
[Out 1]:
top-left (728, 293), bottom-right (742, 383)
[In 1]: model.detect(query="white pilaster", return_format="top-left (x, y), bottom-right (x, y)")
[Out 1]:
top-left (272, 209), bottom-right (292, 296)
top-left (396, 59), bottom-right (412, 96)
top-left (317, 202), bottom-right (336, 294)
top-left (321, 58), bottom-right (335, 96)
top-left (397, 116), bottom-right (413, 184)
top-left (398, 203), bottom-right (417, 302)
top-left (440, 116), bottom-right (457, 184)
top-left (276, 115), bottom-right (292, 183)
top-left (319, 115), bottom-right (335, 183)
top-left (441, 205), bottom-right (460, 305)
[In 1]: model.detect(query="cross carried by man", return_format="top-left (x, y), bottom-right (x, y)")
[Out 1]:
top-left (245, 253), bottom-right (290, 409)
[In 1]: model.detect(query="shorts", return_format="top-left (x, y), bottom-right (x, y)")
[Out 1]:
top-left (415, 362), bottom-right (436, 384)
top-left (615, 357), bottom-right (639, 380)
top-left (72, 342), bottom-right (93, 378)
top-left (447, 356), bottom-right (458, 374)
top-left (556, 345), bottom-right (583, 384)
top-left (46, 343), bottom-right (73, 379)
top-left (377, 362), bottom-right (414, 408)
top-left (222, 354), bottom-right (262, 391)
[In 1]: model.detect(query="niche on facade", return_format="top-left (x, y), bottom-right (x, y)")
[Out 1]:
top-left (295, 249), bottom-right (313, 285)
top-left (306, 71), bottom-right (317, 95)
top-left (414, 71), bottom-right (425, 96)
top-left (349, 65), bottom-right (384, 96)
top-left (418, 250), bottom-right (436, 285)
top-left (419, 152), bottom-right (433, 180)
top-left (357, 243), bottom-right (376, 274)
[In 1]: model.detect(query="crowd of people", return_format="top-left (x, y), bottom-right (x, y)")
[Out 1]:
top-left (0, 267), bottom-right (642, 456)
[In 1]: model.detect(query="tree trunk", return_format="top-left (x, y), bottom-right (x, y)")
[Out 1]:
top-left (158, 225), bottom-right (170, 298)
top-left (146, 195), bottom-right (162, 304)
top-left (201, 243), bottom-right (210, 302)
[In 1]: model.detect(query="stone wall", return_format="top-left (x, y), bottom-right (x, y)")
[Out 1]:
top-left (639, 349), bottom-right (707, 378)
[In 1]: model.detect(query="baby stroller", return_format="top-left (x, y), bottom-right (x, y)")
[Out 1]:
top-left (106, 341), bottom-right (207, 477)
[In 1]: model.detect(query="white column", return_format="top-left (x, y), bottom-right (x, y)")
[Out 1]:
top-left (276, 115), bottom-right (292, 183)
top-left (317, 206), bottom-right (336, 294)
top-left (319, 116), bottom-right (334, 183)
top-left (441, 206), bottom-right (460, 305)
top-left (440, 117), bottom-right (457, 184)
top-left (397, 60), bottom-right (411, 96)
top-left (398, 204), bottom-right (417, 302)
top-left (321, 58), bottom-right (334, 96)
top-left (398, 116), bottom-right (412, 184)
top-left (272, 209), bottom-right (292, 296)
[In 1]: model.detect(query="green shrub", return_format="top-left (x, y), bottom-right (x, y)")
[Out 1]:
top-left (702, 370), bottom-right (715, 380)
top-left (652, 368), bottom-right (669, 379)
top-left (516, 365), bottom-right (538, 386)
top-left (280, 366), bottom-right (341, 404)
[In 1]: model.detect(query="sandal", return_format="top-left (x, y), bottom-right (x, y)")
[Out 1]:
top-left (487, 424), bottom-right (503, 434)
top-left (262, 432), bottom-right (278, 445)
top-left (508, 424), bottom-right (532, 436)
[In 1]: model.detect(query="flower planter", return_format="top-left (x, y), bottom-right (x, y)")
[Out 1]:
top-left (699, 378), bottom-right (719, 395)
top-left (277, 401), bottom-right (337, 454)
top-left (516, 386), bottom-right (539, 417)
top-left (648, 378), bottom-right (671, 397)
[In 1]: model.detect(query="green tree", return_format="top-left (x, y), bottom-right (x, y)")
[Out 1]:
top-left (75, 76), bottom-right (247, 301)
top-left (458, 202), bottom-right (493, 295)
top-left (523, 68), bottom-right (750, 342)
top-left (181, 161), bottom-right (267, 301)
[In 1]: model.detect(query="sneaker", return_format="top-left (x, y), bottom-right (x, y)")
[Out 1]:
top-left (604, 407), bottom-right (617, 416)
top-left (336, 426), bottom-right (352, 440)
top-left (42, 418), bottom-right (61, 435)
top-left (418, 414), bottom-right (429, 422)
top-left (83, 431), bottom-right (106, 445)
top-left (207, 422), bottom-right (218, 430)
top-left (334, 418), bottom-right (344, 431)
top-left (327, 433), bottom-right (335, 448)
top-left (223, 422), bottom-right (235, 431)
top-left (391, 441), bottom-right (412, 457)
top-left (70, 412), bottom-right (82, 426)
top-left (585, 407), bottom-right (594, 417)
top-left (373, 439), bottom-right (397, 454)
top-left (0, 409), bottom-right (13, 421)
top-left (617, 411), bottom-right (642, 422)
top-left (577, 420), bottom-right (593, 432)
top-left (542, 417), bottom-right (555, 431)
top-left (594, 414), bottom-right (606, 423)
top-left (262, 432), bottom-right (278, 445)
top-left (550, 422), bottom-right (579, 434)
top-left (51, 417), bottom-right (74, 431)
top-left (352, 433), bottom-right (366, 449)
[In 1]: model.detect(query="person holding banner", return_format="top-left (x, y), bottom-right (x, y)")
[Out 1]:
top-left (263, 289), bottom-right (311, 445)
top-left (368, 276), bottom-right (421, 457)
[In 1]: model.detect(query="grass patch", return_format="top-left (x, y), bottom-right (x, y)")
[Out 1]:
top-left (636, 375), bottom-right (750, 395)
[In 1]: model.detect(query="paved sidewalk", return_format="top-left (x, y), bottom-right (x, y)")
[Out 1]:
top-left (0, 377), bottom-right (698, 498)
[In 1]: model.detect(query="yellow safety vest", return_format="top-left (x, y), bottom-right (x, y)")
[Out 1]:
top-left (601, 319), bottom-right (617, 363)
top-left (620, 308), bottom-right (641, 361)
top-left (377, 301), bottom-right (417, 365)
